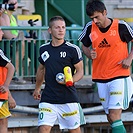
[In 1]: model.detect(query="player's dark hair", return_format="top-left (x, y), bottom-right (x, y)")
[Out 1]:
top-left (86, 0), bottom-right (106, 16)
top-left (3, 0), bottom-right (9, 4)
top-left (49, 16), bottom-right (65, 28)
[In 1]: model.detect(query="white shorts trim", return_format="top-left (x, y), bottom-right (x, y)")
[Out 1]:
top-left (38, 102), bottom-right (85, 129)
top-left (97, 77), bottom-right (133, 114)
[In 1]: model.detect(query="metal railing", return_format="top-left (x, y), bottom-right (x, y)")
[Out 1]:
top-left (0, 26), bottom-right (133, 79)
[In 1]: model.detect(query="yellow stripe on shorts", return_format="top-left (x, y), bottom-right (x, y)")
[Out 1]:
top-left (62, 110), bottom-right (78, 117)
top-left (110, 92), bottom-right (122, 95)
top-left (100, 98), bottom-right (105, 101)
top-left (39, 108), bottom-right (52, 112)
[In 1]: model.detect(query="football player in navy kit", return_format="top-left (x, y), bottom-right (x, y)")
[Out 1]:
top-left (33, 16), bottom-right (85, 133)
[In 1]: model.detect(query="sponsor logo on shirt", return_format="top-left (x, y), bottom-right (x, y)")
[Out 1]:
top-left (98, 38), bottom-right (111, 48)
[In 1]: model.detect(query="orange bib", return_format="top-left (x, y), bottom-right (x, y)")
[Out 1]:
top-left (0, 67), bottom-right (8, 100)
top-left (91, 19), bottom-right (130, 80)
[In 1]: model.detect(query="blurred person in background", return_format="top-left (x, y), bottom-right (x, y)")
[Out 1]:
top-left (0, 0), bottom-right (26, 84)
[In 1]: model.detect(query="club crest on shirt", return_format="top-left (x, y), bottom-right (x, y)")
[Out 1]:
top-left (41, 51), bottom-right (49, 62)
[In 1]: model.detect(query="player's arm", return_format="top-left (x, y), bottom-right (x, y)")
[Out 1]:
top-left (118, 21), bottom-right (133, 68)
top-left (73, 60), bottom-right (84, 83)
top-left (120, 47), bottom-right (133, 69)
top-left (6, 62), bottom-right (16, 109)
top-left (36, 63), bottom-right (45, 88)
top-left (8, 90), bottom-right (16, 109)
top-left (33, 64), bottom-right (45, 100)
top-left (79, 23), bottom-right (94, 59)
top-left (119, 48), bottom-right (133, 69)
top-left (3, 62), bottom-right (16, 109)
top-left (82, 44), bottom-right (97, 59)
top-left (4, 62), bottom-right (15, 88)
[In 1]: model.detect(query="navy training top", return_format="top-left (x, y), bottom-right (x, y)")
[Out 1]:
top-left (38, 41), bottom-right (83, 104)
